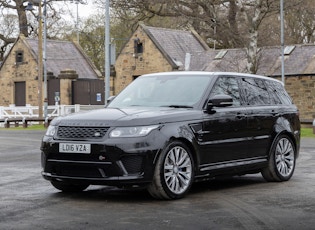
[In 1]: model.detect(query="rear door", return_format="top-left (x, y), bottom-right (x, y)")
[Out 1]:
top-left (240, 77), bottom-right (277, 158)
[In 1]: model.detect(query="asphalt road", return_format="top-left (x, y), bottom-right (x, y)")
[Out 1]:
top-left (0, 130), bottom-right (314, 230)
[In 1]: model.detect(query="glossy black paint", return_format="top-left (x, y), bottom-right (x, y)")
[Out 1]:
top-left (41, 71), bottom-right (300, 189)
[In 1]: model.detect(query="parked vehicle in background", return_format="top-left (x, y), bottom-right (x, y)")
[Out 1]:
top-left (41, 71), bottom-right (300, 199)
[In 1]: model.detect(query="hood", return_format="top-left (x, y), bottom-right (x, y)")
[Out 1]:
top-left (51, 107), bottom-right (203, 127)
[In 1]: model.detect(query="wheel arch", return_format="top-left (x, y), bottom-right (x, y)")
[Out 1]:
top-left (152, 136), bottom-right (198, 173)
top-left (148, 136), bottom-right (197, 199)
top-left (262, 131), bottom-right (297, 182)
top-left (156, 123), bottom-right (201, 173)
top-left (270, 117), bottom-right (300, 158)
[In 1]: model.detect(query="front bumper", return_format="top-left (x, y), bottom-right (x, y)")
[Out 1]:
top-left (41, 135), bottom-right (163, 187)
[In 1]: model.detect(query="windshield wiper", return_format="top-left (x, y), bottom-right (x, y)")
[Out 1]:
top-left (161, 105), bottom-right (193, 108)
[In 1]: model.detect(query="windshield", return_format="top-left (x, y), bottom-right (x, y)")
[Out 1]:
top-left (108, 74), bottom-right (211, 108)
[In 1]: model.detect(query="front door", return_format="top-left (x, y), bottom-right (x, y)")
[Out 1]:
top-left (14, 81), bottom-right (26, 106)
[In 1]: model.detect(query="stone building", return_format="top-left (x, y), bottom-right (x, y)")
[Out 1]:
top-left (202, 45), bottom-right (315, 122)
top-left (114, 24), bottom-right (315, 122)
top-left (114, 23), bottom-right (210, 94)
top-left (0, 34), bottom-right (102, 106)
top-left (2, 26), bottom-right (314, 121)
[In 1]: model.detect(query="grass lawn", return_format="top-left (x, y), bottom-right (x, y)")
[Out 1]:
top-left (0, 124), bottom-right (45, 130)
top-left (301, 127), bottom-right (315, 138)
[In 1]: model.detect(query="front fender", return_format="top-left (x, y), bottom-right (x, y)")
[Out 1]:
top-left (157, 122), bottom-right (202, 169)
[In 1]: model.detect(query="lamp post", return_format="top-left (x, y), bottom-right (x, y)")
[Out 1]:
top-left (26, 0), bottom-right (86, 118)
top-left (104, 0), bottom-right (110, 105)
top-left (75, 0), bottom-right (79, 43)
top-left (43, 0), bottom-right (48, 118)
top-left (280, 0), bottom-right (285, 85)
top-left (26, 0), bottom-right (43, 120)
top-left (26, 0), bottom-right (47, 119)
top-left (71, 0), bottom-right (80, 43)
top-left (71, 0), bottom-right (88, 43)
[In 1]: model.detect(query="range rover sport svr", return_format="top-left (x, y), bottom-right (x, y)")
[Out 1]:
top-left (41, 71), bottom-right (300, 199)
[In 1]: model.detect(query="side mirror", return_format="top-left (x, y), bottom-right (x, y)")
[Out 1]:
top-left (106, 96), bottom-right (115, 106)
top-left (206, 94), bottom-right (233, 112)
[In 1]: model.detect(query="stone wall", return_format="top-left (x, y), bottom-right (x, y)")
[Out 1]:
top-left (114, 59), bottom-right (315, 121)
top-left (3, 36), bottom-right (314, 122)
top-left (0, 37), bottom-right (38, 106)
top-left (58, 69), bottom-right (78, 105)
top-left (279, 75), bottom-right (315, 121)
top-left (114, 26), bottom-right (173, 94)
top-left (0, 37), bottom-right (82, 107)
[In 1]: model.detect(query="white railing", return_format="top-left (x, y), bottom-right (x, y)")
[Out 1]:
top-left (0, 104), bottom-right (104, 119)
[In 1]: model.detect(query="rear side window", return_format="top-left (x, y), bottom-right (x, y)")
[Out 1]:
top-left (241, 78), bottom-right (271, 105)
top-left (265, 80), bottom-right (292, 105)
top-left (209, 77), bottom-right (241, 106)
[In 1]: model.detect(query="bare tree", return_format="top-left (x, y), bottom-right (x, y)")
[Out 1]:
top-left (2, 0), bottom-right (312, 73)
top-left (0, 0), bottom-right (29, 36)
top-left (0, 0), bottom-right (29, 60)
top-left (0, 0), bottom-right (73, 61)
top-left (106, 0), bottom-right (241, 49)
top-left (285, 0), bottom-right (315, 44)
top-left (95, 0), bottom-right (277, 73)
top-left (0, 13), bottom-right (18, 60)
top-left (237, 0), bottom-right (279, 73)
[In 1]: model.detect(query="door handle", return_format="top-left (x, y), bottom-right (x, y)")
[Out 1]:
top-left (236, 113), bottom-right (246, 119)
top-left (271, 110), bottom-right (278, 117)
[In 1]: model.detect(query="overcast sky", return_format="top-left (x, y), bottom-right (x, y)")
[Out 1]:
top-left (53, 1), bottom-right (97, 22)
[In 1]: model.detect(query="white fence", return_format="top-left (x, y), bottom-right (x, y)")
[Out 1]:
top-left (0, 104), bottom-right (104, 119)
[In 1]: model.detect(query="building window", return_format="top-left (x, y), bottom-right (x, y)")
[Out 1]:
top-left (214, 50), bottom-right (227, 59)
top-left (136, 42), bottom-right (143, 53)
top-left (134, 37), bottom-right (143, 55)
top-left (284, 45), bottom-right (295, 55)
top-left (15, 51), bottom-right (24, 63)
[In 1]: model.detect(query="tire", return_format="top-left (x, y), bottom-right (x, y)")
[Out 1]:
top-left (147, 141), bottom-right (194, 200)
top-left (51, 180), bottom-right (89, 193)
top-left (261, 134), bottom-right (296, 182)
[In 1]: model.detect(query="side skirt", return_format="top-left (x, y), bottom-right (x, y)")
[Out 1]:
top-left (195, 157), bottom-right (267, 180)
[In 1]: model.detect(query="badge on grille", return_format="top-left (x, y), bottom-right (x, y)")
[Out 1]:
top-left (94, 132), bottom-right (101, 137)
top-left (99, 155), bottom-right (106, 160)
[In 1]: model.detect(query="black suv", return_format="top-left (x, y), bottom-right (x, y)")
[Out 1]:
top-left (41, 71), bottom-right (300, 199)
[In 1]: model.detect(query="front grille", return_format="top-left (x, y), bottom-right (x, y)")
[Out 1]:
top-left (57, 126), bottom-right (109, 140)
top-left (55, 164), bottom-right (102, 178)
top-left (121, 155), bottom-right (143, 174)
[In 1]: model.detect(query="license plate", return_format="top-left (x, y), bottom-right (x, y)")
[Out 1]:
top-left (59, 143), bottom-right (91, 154)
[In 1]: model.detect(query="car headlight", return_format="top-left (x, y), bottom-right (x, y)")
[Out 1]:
top-left (45, 125), bottom-right (57, 137)
top-left (109, 125), bottom-right (159, 138)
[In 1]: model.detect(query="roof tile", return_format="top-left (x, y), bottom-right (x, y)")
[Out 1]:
top-left (26, 38), bottom-right (100, 79)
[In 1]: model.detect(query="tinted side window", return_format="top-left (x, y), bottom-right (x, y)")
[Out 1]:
top-left (210, 77), bottom-right (241, 106)
top-left (265, 80), bottom-right (292, 105)
top-left (241, 78), bottom-right (271, 105)
top-left (264, 80), bottom-right (282, 104)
